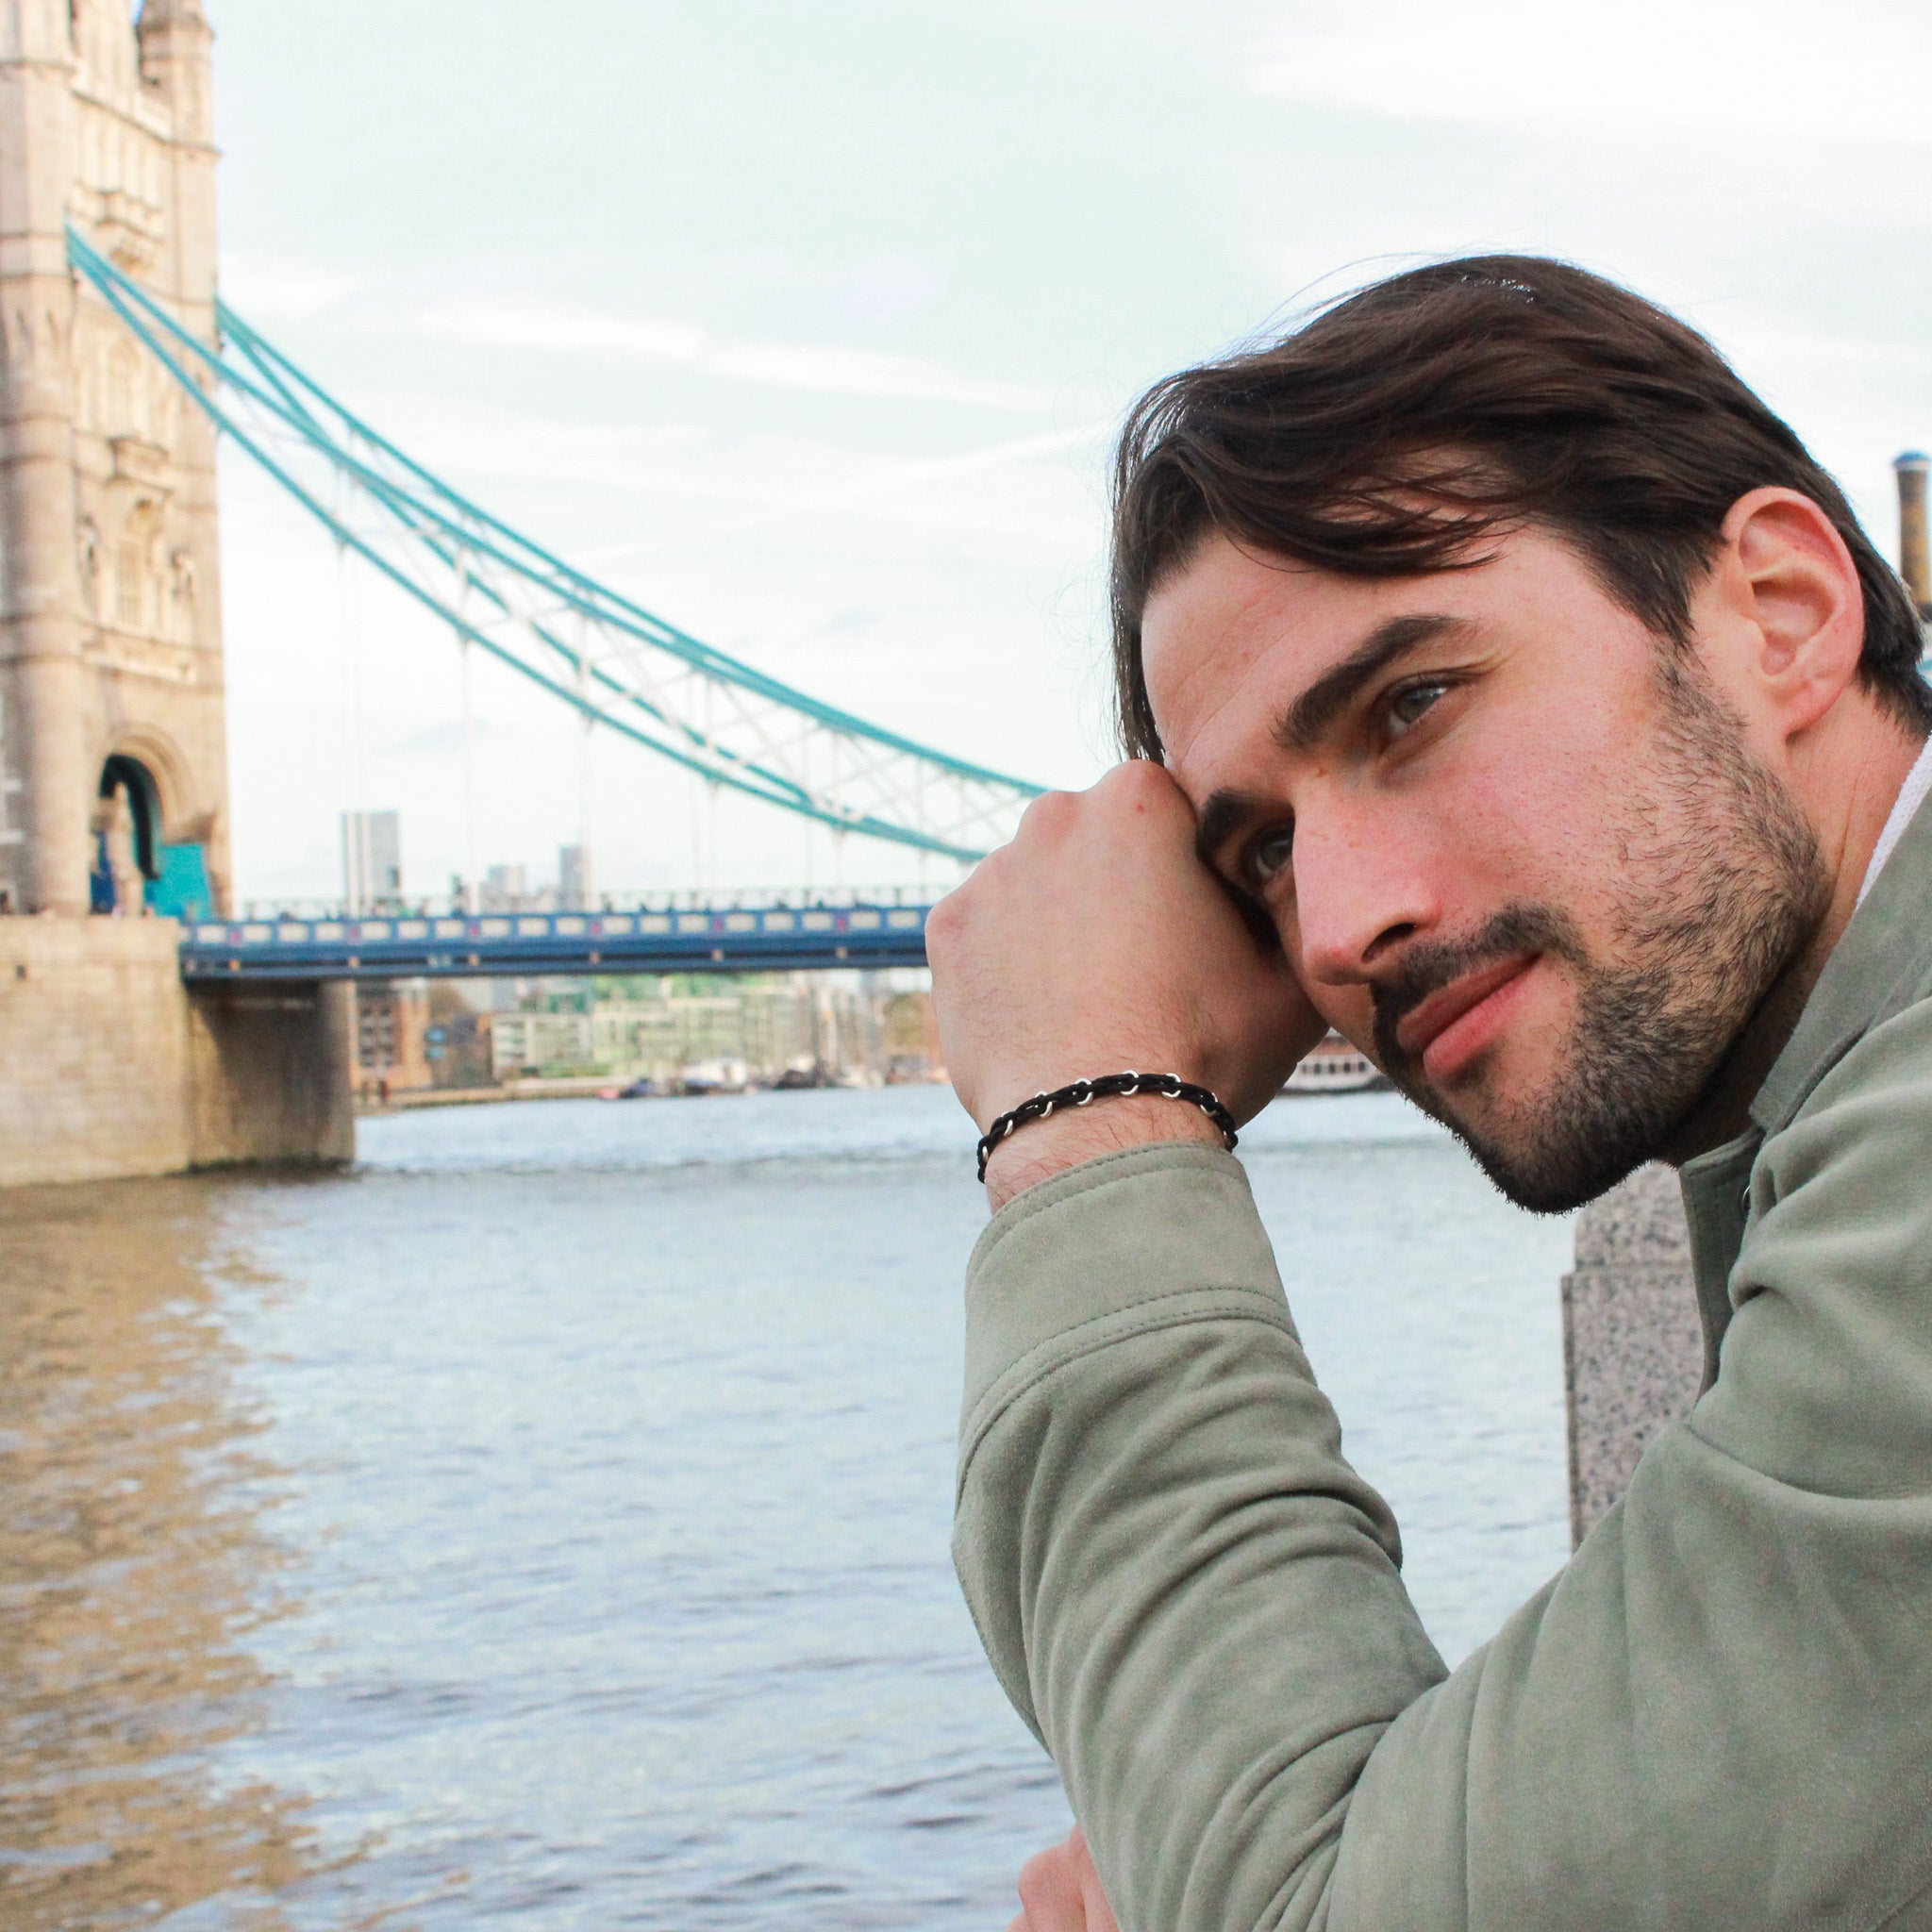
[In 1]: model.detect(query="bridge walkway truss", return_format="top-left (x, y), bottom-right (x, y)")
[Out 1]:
top-left (179, 904), bottom-right (935, 982)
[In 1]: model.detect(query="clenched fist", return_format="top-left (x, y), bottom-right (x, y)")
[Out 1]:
top-left (927, 760), bottom-right (1324, 1206)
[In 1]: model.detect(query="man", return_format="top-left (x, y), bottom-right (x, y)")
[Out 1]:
top-left (927, 256), bottom-right (1932, 1931)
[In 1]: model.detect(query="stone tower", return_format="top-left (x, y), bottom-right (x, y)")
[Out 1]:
top-left (0, 0), bottom-right (227, 919)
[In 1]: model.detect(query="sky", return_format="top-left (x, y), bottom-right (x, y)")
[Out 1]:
top-left (208, 0), bottom-right (1932, 905)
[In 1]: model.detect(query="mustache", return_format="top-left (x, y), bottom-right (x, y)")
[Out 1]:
top-left (1371, 902), bottom-right (1587, 1076)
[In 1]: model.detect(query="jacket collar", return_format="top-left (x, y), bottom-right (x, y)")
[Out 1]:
top-left (1676, 758), bottom-right (1932, 1384)
top-left (1750, 763), bottom-right (1932, 1139)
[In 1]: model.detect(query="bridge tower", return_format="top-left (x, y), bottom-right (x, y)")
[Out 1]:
top-left (0, 0), bottom-right (227, 919)
top-left (0, 0), bottom-right (349, 1187)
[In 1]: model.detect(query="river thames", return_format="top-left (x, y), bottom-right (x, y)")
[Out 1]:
top-left (0, 1085), bottom-right (1574, 1929)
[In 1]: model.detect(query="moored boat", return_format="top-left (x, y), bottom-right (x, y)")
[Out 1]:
top-left (1283, 1033), bottom-right (1389, 1095)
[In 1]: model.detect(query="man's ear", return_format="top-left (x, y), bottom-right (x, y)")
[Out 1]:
top-left (1708, 486), bottom-right (1865, 743)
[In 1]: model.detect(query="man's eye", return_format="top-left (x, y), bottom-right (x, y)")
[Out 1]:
top-left (1387, 679), bottom-right (1450, 739)
top-left (1250, 827), bottom-right (1294, 882)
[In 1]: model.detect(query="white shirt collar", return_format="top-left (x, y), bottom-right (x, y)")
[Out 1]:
top-left (1857, 731), bottom-right (1932, 908)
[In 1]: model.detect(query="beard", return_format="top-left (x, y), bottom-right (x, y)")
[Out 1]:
top-left (1371, 657), bottom-right (1830, 1213)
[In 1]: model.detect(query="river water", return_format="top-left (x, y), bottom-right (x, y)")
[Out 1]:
top-left (0, 1085), bottom-right (1574, 1930)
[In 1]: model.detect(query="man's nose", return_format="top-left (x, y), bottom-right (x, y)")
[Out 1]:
top-left (1291, 808), bottom-right (1441, 989)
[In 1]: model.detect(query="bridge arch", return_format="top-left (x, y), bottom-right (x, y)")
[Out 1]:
top-left (102, 723), bottom-right (193, 839)
top-left (91, 730), bottom-right (212, 918)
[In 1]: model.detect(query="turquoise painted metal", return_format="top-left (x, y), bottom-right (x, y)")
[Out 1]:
top-left (68, 228), bottom-right (1044, 862)
top-left (145, 842), bottom-right (214, 922)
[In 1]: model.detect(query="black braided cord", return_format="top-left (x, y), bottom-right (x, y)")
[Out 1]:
top-left (975, 1072), bottom-right (1238, 1183)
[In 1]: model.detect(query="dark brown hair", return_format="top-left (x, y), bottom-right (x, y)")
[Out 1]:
top-left (1110, 254), bottom-right (1932, 756)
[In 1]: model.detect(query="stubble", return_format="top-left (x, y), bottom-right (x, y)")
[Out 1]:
top-left (1373, 658), bottom-right (1829, 1213)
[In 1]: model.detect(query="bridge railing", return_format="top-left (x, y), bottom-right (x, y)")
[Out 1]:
top-left (182, 899), bottom-right (938, 982)
top-left (231, 883), bottom-right (947, 924)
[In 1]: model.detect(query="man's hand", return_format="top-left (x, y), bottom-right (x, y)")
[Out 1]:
top-left (927, 760), bottom-right (1324, 1206)
top-left (1008, 1827), bottom-right (1119, 1932)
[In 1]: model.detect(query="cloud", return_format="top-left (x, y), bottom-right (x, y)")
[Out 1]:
top-left (582, 419), bottom-right (1112, 561)
top-left (1251, 0), bottom-right (1932, 143)
top-left (399, 293), bottom-right (1058, 412)
top-left (219, 251), bottom-right (360, 318)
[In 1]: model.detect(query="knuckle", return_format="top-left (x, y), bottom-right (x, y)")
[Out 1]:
top-left (1108, 756), bottom-right (1171, 800)
top-left (1095, 756), bottom-right (1185, 824)
top-left (924, 920), bottom-right (964, 977)
top-left (1019, 789), bottom-right (1076, 837)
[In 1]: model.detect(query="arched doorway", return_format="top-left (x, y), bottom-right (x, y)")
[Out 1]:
top-left (92, 755), bottom-right (159, 913)
top-left (91, 751), bottom-right (215, 920)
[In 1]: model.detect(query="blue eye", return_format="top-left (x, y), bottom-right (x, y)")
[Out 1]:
top-left (1251, 827), bottom-right (1294, 881)
top-left (1388, 680), bottom-right (1449, 738)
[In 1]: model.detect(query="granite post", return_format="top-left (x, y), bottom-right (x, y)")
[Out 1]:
top-left (1560, 1163), bottom-right (1703, 1544)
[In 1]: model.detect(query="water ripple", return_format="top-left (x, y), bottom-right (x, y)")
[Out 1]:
top-left (0, 1085), bottom-right (1566, 1928)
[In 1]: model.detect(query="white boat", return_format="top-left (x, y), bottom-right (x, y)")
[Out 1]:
top-left (1283, 1033), bottom-right (1388, 1094)
top-left (679, 1057), bottom-right (749, 1095)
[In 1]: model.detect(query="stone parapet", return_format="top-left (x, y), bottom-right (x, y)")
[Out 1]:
top-left (0, 915), bottom-right (350, 1186)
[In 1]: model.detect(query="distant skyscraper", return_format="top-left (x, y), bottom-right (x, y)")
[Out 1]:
top-left (481, 862), bottom-right (527, 912)
top-left (341, 810), bottom-right (402, 909)
top-left (558, 843), bottom-right (593, 908)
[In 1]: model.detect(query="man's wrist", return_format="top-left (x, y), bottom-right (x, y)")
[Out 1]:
top-left (981, 1094), bottom-right (1225, 1211)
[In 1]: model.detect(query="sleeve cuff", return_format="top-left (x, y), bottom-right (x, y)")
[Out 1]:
top-left (961, 1140), bottom-right (1294, 1441)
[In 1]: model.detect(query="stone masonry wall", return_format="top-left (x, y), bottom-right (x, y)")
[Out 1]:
top-left (0, 916), bottom-right (350, 1186)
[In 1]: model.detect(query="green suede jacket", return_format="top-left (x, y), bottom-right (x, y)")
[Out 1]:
top-left (954, 793), bottom-right (1932, 1932)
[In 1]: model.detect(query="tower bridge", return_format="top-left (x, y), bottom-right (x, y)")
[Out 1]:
top-left (0, 0), bottom-right (1036, 1185)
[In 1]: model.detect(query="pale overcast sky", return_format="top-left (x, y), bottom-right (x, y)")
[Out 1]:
top-left (208, 1), bottom-right (1932, 903)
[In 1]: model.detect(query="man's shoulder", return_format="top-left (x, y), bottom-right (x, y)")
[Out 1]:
top-left (1703, 992), bottom-right (1932, 1498)
top-left (1751, 991), bottom-right (1932, 1273)
top-left (1753, 788), bottom-right (1932, 1136)
top-left (1769, 989), bottom-right (1932, 1183)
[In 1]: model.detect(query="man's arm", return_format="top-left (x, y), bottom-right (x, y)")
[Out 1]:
top-left (934, 760), bottom-right (1453, 1927)
top-left (957, 1140), bottom-right (1457, 1931)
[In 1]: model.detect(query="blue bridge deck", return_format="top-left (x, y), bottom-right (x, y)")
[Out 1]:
top-left (181, 904), bottom-right (935, 981)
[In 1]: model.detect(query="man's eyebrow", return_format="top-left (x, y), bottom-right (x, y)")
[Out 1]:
top-left (1276, 612), bottom-right (1471, 752)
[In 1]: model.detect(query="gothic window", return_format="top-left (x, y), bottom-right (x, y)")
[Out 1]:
top-left (116, 539), bottom-right (143, 627)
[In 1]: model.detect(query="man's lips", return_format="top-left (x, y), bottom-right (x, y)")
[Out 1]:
top-left (1392, 953), bottom-right (1540, 1082)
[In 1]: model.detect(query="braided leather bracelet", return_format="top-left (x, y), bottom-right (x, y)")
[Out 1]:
top-left (974, 1072), bottom-right (1238, 1182)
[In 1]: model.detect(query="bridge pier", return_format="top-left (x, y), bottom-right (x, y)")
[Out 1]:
top-left (0, 916), bottom-right (351, 1188)
top-left (186, 977), bottom-right (355, 1170)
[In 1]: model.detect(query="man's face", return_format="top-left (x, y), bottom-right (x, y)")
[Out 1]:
top-left (1142, 525), bottom-right (1827, 1211)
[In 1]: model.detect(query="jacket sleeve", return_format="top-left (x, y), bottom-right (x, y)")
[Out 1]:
top-left (953, 1019), bottom-right (1932, 1932)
